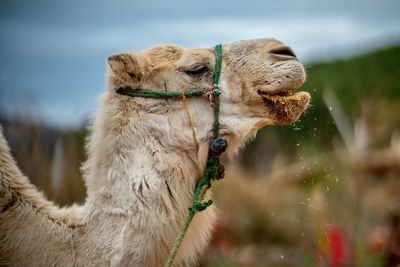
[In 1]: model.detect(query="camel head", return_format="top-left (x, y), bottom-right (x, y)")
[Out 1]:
top-left (106, 38), bottom-right (310, 154)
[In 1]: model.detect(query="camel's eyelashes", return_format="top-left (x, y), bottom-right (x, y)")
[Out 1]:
top-left (127, 72), bottom-right (137, 79)
top-left (184, 66), bottom-right (209, 77)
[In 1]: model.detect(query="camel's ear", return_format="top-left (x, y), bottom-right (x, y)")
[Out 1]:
top-left (107, 52), bottom-right (151, 85)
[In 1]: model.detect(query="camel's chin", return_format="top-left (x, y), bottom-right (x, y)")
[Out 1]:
top-left (260, 91), bottom-right (311, 124)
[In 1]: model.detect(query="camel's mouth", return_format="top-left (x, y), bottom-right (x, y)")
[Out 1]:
top-left (258, 88), bottom-right (311, 124)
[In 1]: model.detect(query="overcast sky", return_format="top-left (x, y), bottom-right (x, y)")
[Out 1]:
top-left (0, 0), bottom-right (399, 127)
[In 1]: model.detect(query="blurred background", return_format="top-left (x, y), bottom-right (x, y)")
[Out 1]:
top-left (1, 0), bottom-right (400, 266)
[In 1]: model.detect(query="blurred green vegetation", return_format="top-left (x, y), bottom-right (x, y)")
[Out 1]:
top-left (300, 45), bottom-right (400, 145)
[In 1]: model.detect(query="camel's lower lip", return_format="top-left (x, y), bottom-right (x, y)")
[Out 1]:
top-left (260, 91), bottom-right (311, 124)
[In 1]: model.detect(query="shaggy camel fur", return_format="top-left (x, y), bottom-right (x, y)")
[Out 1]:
top-left (0, 38), bottom-right (310, 266)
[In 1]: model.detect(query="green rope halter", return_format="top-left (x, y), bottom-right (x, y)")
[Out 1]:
top-left (116, 44), bottom-right (227, 267)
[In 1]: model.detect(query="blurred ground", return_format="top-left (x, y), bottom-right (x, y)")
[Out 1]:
top-left (1, 45), bottom-right (400, 266)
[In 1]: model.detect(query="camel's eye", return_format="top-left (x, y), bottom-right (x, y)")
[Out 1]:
top-left (184, 65), bottom-right (209, 77)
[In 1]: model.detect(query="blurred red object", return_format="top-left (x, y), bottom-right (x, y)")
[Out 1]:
top-left (327, 227), bottom-right (346, 267)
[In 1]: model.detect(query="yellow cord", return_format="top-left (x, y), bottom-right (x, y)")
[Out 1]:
top-left (182, 93), bottom-right (200, 151)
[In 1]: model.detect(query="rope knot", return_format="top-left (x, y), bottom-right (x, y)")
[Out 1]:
top-left (203, 87), bottom-right (220, 105)
top-left (210, 138), bottom-right (228, 156)
top-left (212, 84), bottom-right (221, 96)
top-left (189, 199), bottom-right (213, 213)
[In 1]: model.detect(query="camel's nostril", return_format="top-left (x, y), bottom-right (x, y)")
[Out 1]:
top-left (270, 46), bottom-right (297, 58)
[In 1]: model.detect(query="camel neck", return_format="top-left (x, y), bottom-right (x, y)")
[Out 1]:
top-left (82, 93), bottom-right (210, 215)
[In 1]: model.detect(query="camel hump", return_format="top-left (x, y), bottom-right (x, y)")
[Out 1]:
top-left (0, 125), bottom-right (22, 210)
top-left (0, 125), bottom-right (85, 226)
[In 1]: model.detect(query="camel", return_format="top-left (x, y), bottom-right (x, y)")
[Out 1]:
top-left (0, 38), bottom-right (310, 266)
